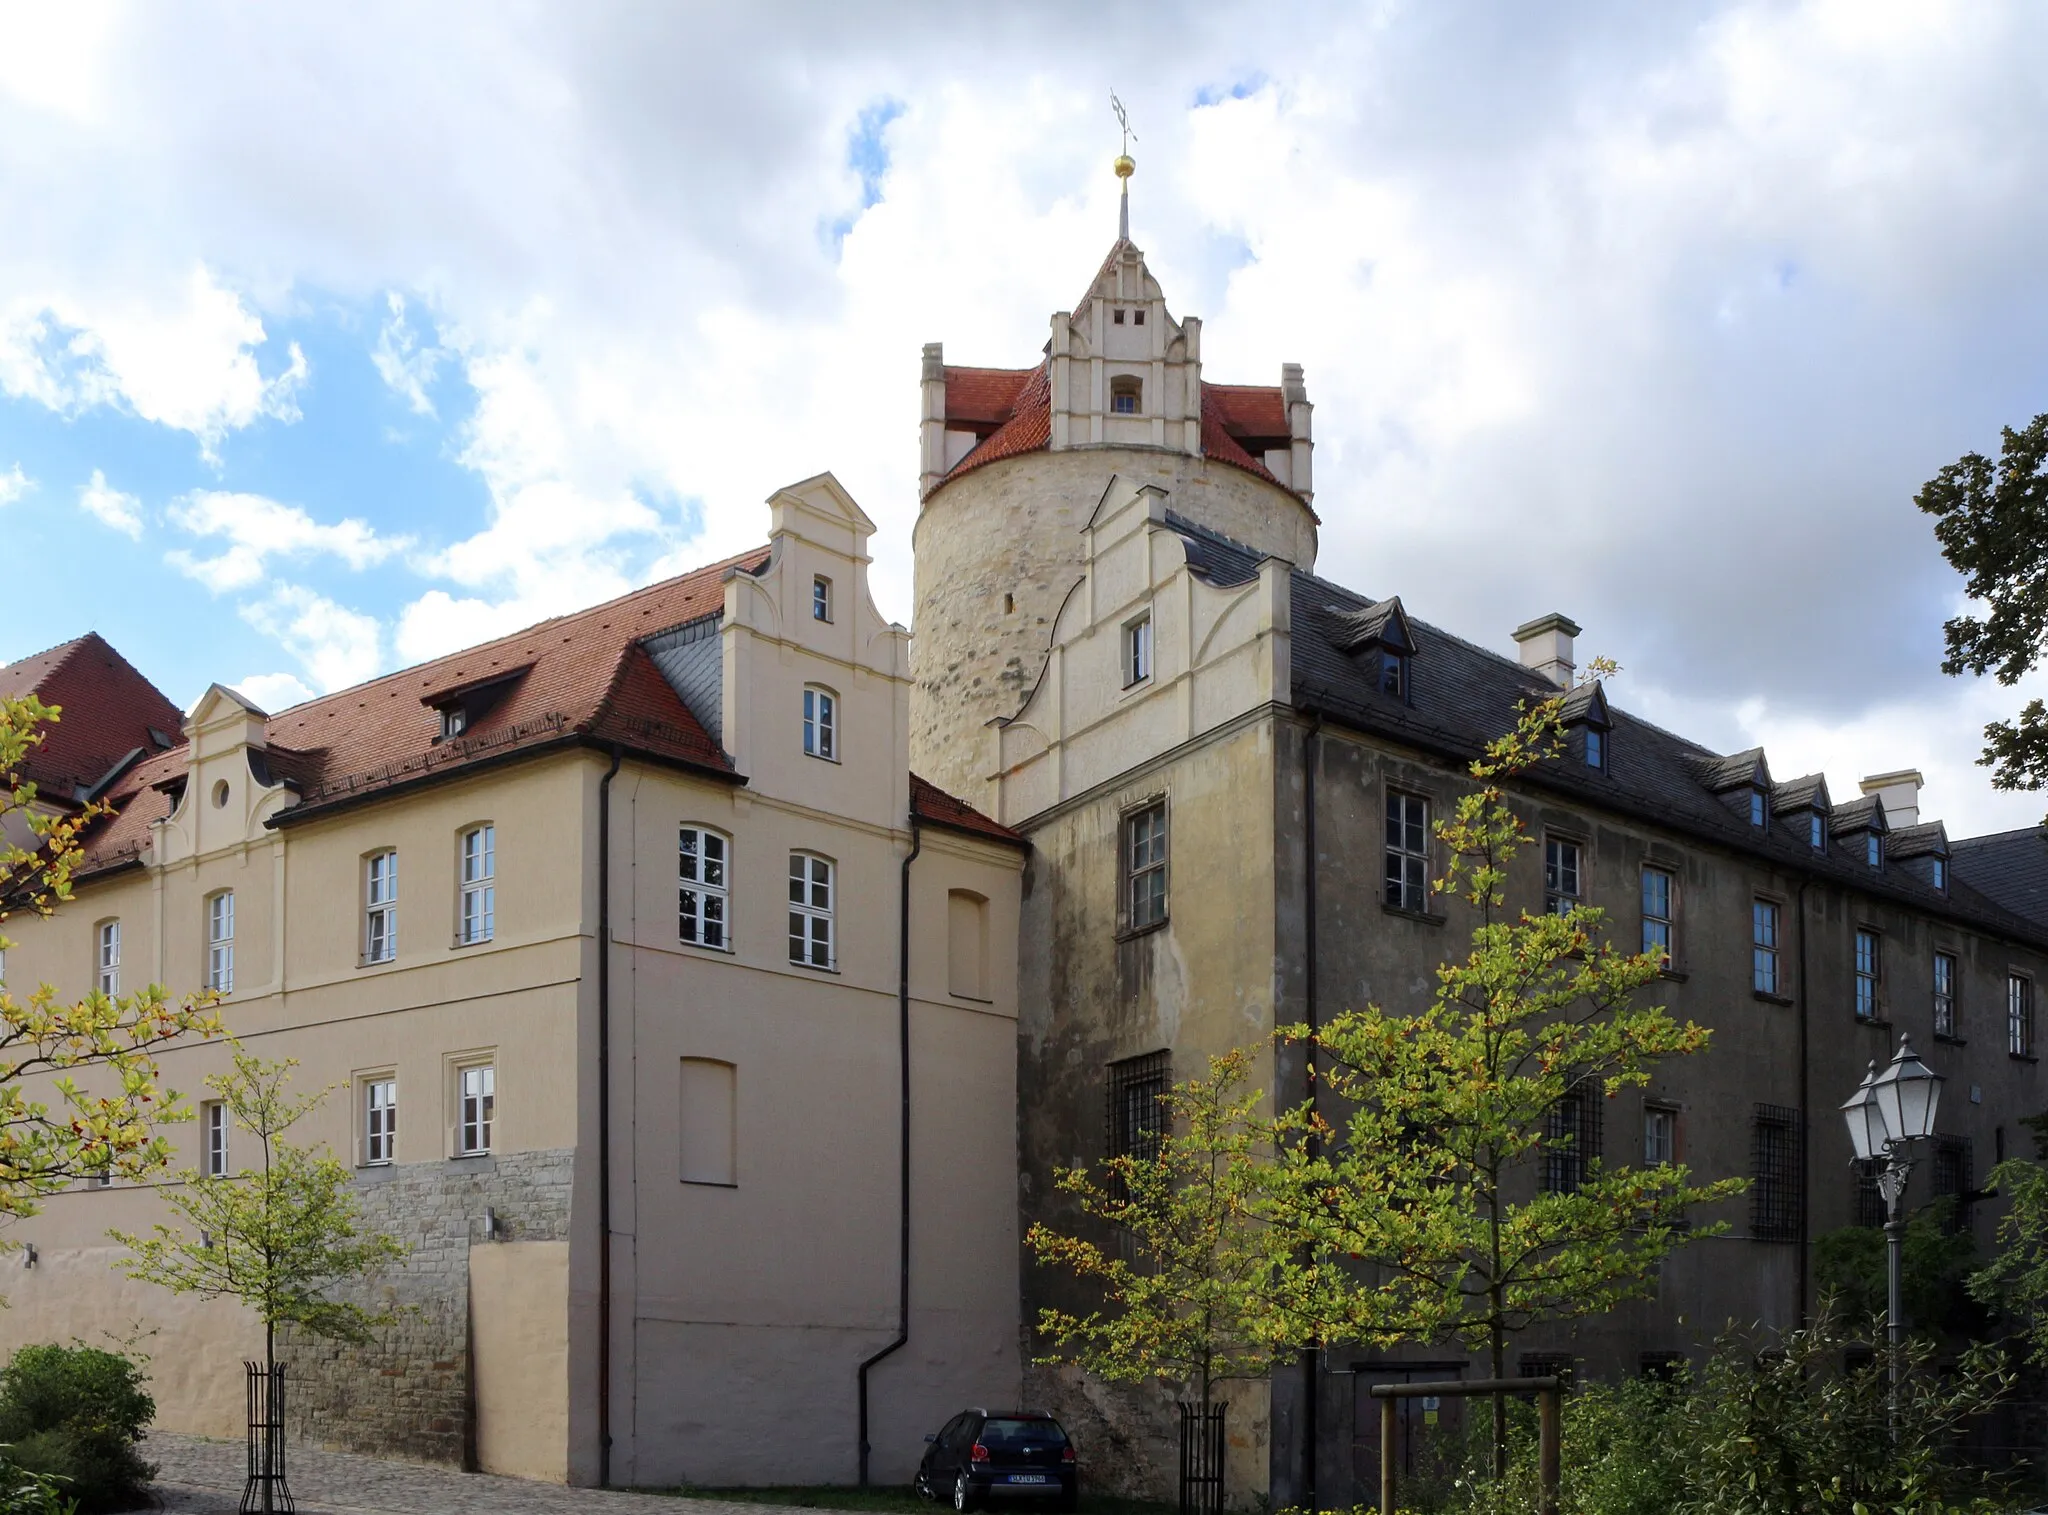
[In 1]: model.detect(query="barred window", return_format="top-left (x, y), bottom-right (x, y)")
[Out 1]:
top-left (1853, 1157), bottom-right (1887, 1228)
top-left (1750, 1104), bottom-right (1802, 1242)
top-left (1543, 1081), bottom-right (1602, 1194)
top-left (1933, 951), bottom-right (1958, 1039)
top-left (1384, 792), bottom-right (1429, 913)
top-left (364, 850), bottom-right (398, 963)
top-left (1752, 900), bottom-right (1780, 995)
top-left (1518, 1353), bottom-right (1575, 1386)
top-left (1543, 837), bottom-right (1582, 917)
top-left (1641, 867), bottom-right (1674, 964)
top-left (679, 827), bottom-right (730, 949)
top-left (1107, 1051), bottom-right (1170, 1168)
top-left (1855, 931), bottom-right (1881, 1022)
top-left (2011, 975), bottom-right (2035, 1057)
top-left (1124, 803), bottom-right (1168, 931)
top-left (1931, 1133), bottom-right (1974, 1237)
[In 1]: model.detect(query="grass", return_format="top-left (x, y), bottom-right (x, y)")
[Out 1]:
top-left (662, 1486), bottom-right (1177, 1515)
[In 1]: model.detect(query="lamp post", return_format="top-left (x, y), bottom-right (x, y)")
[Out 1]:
top-left (1839, 1035), bottom-right (1945, 1427)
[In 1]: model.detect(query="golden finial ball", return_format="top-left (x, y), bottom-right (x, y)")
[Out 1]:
top-left (1113, 154), bottom-right (1136, 180)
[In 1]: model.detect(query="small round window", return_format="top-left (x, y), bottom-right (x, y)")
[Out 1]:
top-left (211, 779), bottom-right (230, 808)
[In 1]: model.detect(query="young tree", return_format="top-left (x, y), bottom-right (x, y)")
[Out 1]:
top-left (1269, 674), bottom-right (1746, 1473)
top-left (1916, 410), bottom-right (2048, 798)
top-left (1026, 1046), bottom-right (1295, 1414)
top-left (0, 694), bottom-right (222, 1220)
top-left (111, 1051), bottom-right (408, 1376)
top-left (1968, 1114), bottom-right (2048, 1362)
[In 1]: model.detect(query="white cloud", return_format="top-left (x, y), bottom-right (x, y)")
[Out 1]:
top-left (0, 463), bottom-right (29, 506)
top-left (232, 671), bottom-right (316, 713)
top-left (76, 469), bottom-right (142, 538)
top-left (165, 489), bottom-right (407, 592)
top-left (240, 584), bottom-right (382, 694)
top-left (371, 292), bottom-right (445, 417)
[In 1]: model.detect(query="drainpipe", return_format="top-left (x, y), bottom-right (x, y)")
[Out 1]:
top-left (1795, 876), bottom-right (1814, 1326)
top-left (859, 813), bottom-right (922, 1485)
top-left (597, 744), bottom-right (623, 1488)
top-left (1300, 715), bottom-right (1323, 1513)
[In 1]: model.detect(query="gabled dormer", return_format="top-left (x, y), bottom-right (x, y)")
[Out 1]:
top-left (418, 664), bottom-right (532, 743)
top-left (155, 684), bottom-right (297, 866)
top-left (1558, 680), bottom-right (1611, 770)
top-left (1773, 773), bottom-right (1833, 852)
top-left (1328, 597), bottom-right (1415, 702)
top-left (1833, 794), bottom-right (1890, 870)
top-left (1696, 747), bottom-right (1774, 829)
top-left (1888, 821), bottom-right (1952, 893)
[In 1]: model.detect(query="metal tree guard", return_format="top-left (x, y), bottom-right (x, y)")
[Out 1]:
top-left (1177, 1401), bottom-right (1226, 1515)
top-left (243, 1360), bottom-right (295, 1513)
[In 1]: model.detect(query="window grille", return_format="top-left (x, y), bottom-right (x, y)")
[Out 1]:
top-left (460, 826), bottom-right (495, 945)
top-left (2011, 975), bottom-right (2034, 1057)
top-left (1518, 1353), bottom-right (1575, 1386)
top-left (96, 920), bottom-right (121, 996)
top-left (1125, 803), bottom-right (1168, 931)
top-left (364, 851), bottom-right (398, 962)
top-left (1853, 1157), bottom-right (1887, 1228)
top-left (1933, 951), bottom-right (1958, 1038)
top-left (1641, 868), bottom-right (1674, 963)
top-left (1752, 900), bottom-right (1780, 994)
top-left (1543, 1081), bottom-right (1602, 1194)
top-left (458, 1065), bottom-right (495, 1156)
top-left (1107, 1051), bottom-right (1171, 1168)
top-left (787, 853), bottom-right (834, 968)
top-left (1543, 838), bottom-right (1582, 917)
top-left (679, 827), bottom-right (730, 949)
top-left (802, 687), bottom-right (836, 760)
top-left (207, 892), bottom-right (235, 994)
top-left (1750, 1104), bottom-right (1802, 1242)
top-left (1638, 1352), bottom-right (1685, 1382)
top-left (364, 1079), bottom-right (397, 1166)
top-left (1384, 792), bottom-right (1429, 913)
top-left (1855, 930), bottom-right (1881, 1021)
top-left (1930, 1133), bottom-right (1974, 1237)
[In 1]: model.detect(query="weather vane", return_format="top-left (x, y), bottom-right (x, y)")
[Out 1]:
top-left (1110, 92), bottom-right (1137, 238)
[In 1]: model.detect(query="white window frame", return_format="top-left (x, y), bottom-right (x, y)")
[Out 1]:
top-left (206, 892), bottom-right (235, 995)
top-left (1753, 898), bottom-right (1781, 995)
top-left (2010, 974), bottom-right (2034, 1058)
top-left (1643, 1105), bottom-right (1677, 1167)
top-left (364, 850), bottom-right (398, 964)
top-left (812, 575), bottom-right (832, 623)
top-left (1934, 951), bottom-right (1958, 1039)
top-left (203, 1100), bottom-right (230, 1178)
top-left (455, 1061), bottom-right (495, 1157)
top-left (1383, 791), bottom-right (1429, 913)
top-left (1124, 802), bottom-right (1169, 931)
top-left (459, 825), bottom-right (496, 945)
top-left (1124, 614), bottom-right (1153, 687)
top-left (679, 826), bottom-right (732, 950)
top-left (96, 919), bottom-right (121, 996)
top-left (787, 852), bottom-right (835, 970)
top-left (1543, 837), bottom-right (1582, 916)
top-left (1641, 866), bottom-right (1675, 964)
top-left (1855, 929), bottom-right (1882, 1022)
top-left (802, 686), bottom-right (837, 761)
top-left (363, 1077), bottom-right (397, 1166)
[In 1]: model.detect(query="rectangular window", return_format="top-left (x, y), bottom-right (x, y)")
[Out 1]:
top-left (459, 825), bottom-right (496, 945)
top-left (802, 687), bottom-right (836, 760)
top-left (1124, 803), bottom-right (1168, 931)
top-left (203, 1101), bottom-right (229, 1178)
top-left (440, 704), bottom-right (467, 740)
top-left (1107, 1050), bottom-right (1170, 1167)
top-left (787, 853), bottom-right (834, 968)
top-left (1932, 855), bottom-right (1949, 891)
top-left (457, 1064), bottom-right (495, 1156)
top-left (1641, 867), bottom-right (1674, 964)
top-left (88, 1161), bottom-right (112, 1190)
top-left (1810, 812), bottom-right (1825, 850)
top-left (679, 827), bottom-right (730, 949)
top-left (1380, 651), bottom-right (1406, 700)
top-left (1750, 1104), bottom-right (1802, 1242)
top-left (96, 920), bottom-right (120, 995)
top-left (1752, 900), bottom-right (1781, 995)
top-left (1855, 930), bottom-right (1881, 1021)
top-left (1933, 951), bottom-right (1958, 1039)
top-left (1584, 727), bottom-right (1604, 768)
top-left (1125, 615), bottom-right (1153, 686)
top-left (207, 892), bottom-right (235, 994)
top-left (1867, 832), bottom-right (1882, 868)
top-left (1930, 1133), bottom-right (1973, 1236)
top-left (1543, 837), bottom-right (1582, 917)
top-left (1853, 1157), bottom-right (1887, 1228)
top-left (1643, 1105), bottom-right (1677, 1167)
top-left (1383, 792), bottom-right (1429, 913)
top-left (2011, 974), bottom-right (2035, 1057)
top-left (812, 575), bottom-right (832, 623)
top-left (1750, 789), bottom-right (1767, 827)
top-left (364, 851), bottom-right (398, 963)
top-left (947, 890), bottom-right (989, 999)
top-left (679, 1058), bottom-right (738, 1185)
top-left (1543, 1082), bottom-right (1602, 1194)
top-left (364, 1078), bottom-right (397, 1165)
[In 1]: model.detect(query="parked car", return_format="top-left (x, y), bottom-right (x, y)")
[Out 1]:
top-left (915, 1408), bottom-right (1078, 1511)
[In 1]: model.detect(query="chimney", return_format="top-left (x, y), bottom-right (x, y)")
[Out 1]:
top-left (918, 343), bottom-right (947, 500)
top-left (1513, 613), bottom-right (1581, 688)
top-left (1860, 769), bottom-right (1924, 829)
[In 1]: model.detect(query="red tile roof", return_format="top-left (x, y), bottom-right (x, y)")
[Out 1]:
top-left (1205, 383), bottom-right (1290, 438)
top-left (941, 366), bottom-right (1035, 429)
top-left (910, 773), bottom-right (1023, 845)
top-left (0, 633), bottom-right (183, 800)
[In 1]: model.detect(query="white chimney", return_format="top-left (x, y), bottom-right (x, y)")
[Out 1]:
top-left (1860, 769), bottom-right (1924, 829)
top-left (1513, 613), bottom-right (1581, 688)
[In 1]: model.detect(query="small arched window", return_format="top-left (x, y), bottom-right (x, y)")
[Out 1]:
top-left (1110, 376), bottom-right (1142, 415)
top-left (803, 686), bottom-right (837, 761)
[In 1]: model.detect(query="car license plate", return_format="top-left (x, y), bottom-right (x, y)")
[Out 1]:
top-left (1008, 1474), bottom-right (1048, 1484)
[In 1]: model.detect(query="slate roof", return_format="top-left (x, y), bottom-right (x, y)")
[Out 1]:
top-left (1155, 515), bottom-right (2048, 949)
top-left (1773, 774), bottom-right (1831, 813)
top-left (1952, 826), bottom-right (2048, 928)
top-left (0, 633), bottom-right (182, 800)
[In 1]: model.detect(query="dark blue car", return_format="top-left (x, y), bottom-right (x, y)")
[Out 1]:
top-left (915, 1409), bottom-right (1078, 1511)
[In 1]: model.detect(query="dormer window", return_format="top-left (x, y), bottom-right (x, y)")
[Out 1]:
top-left (1810, 812), bottom-right (1826, 850)
top-left (1750, 788), bottom-right (1768, 827)
top-left (1584, 727), bottom-right (1604, 769)
top-left (440, 706), bottom-right (467, 741)
top-left (812, 575), bottom-right (832, 623)
top-left (1868, 833), bottom-right (1882, 869)
top-left (1380, 650), bottom-right (1406, 700)
top-left (1110, 377), bottom-right (1142, 415)
top-left (1932, 855), bottom-right (1948, 891)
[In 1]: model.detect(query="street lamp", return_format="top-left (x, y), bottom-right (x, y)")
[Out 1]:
top-left (1839, 1035), bottom-right (1944, 1421)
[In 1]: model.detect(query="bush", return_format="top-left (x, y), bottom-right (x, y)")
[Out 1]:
top-left (0, 1345), bottom-right (153, 1514)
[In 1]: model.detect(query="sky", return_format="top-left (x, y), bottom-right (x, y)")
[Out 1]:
top-left (1, 0), bottom-right (2046, 836)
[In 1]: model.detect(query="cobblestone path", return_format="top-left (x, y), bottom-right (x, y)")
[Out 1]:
top-left (124, 1433), bottom-right (810, 1515)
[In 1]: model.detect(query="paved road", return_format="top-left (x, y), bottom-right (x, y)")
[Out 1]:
top-left (124, 1434), bottom-right (808, 1515)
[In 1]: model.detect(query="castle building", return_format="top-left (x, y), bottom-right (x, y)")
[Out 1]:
top-left (908, 217), bottom-right (2048, 1508)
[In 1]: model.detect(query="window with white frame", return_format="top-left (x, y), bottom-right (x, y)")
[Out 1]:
top-left (1934, 951), bottom-right (1958, 1039)
top-left (364, 850), bottom-right (398, 963)
top-left (456, 1063), bottom-right (495, 1156)
top-left (1124, 802), bottom-right (1168, 931)
top-left (679, 827), bottom-right (730, 949)
top-left (802, 686), bottom-right (837, 760)
top-left (1643, 1105), bottom-right (1677, 1166)
top-left (95, 919), bottom-right (120, 995)
top-left (203, 1100), bottom-right (229, 1178)
top-left (2011, 975), bottom-right (2035, 1058)
top-left (1125, 614), bottom-right (1153, 686)
top-left (812, 575), bottom-right (832, 623)
top-left (787, 853), bottom-right (834, 969)
top-left (1641, 867), bottom-right (1675, 964)
top-left (1753, 899), bottom-right (1781, 995)
top-left (1384, 791), bottom-right (1429, 913)
top-left (459, 825), bottom-right (496, 945)
top-left (206, 893), bottom-right (234, 994)
top-left (364, 1077), bottom-right (397, 1165)
top-left (1855, 929), bottom-right (1882, 1021)
top-left (1543, 837), bottom-right (1582, 916)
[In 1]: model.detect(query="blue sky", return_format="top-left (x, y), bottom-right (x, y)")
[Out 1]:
top-left (4, 1), bottom-right (2048, 835)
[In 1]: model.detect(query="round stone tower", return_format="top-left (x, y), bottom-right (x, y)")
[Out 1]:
top-left (910, 235), bottom-right (1319, 810)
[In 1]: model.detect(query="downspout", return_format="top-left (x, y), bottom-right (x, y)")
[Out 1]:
top-left (859, 812), bottom-right (922, 1485)
top-left (1300, 714), bottom-right (1323, 1513)
top-left (1795, 876), bottom-right (1814, 1326)
top-left (597, 744), bottom-right (623, 1488)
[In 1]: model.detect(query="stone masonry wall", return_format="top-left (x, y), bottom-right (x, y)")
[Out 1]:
top-left (282, 1148), bottom-right (574, 1466)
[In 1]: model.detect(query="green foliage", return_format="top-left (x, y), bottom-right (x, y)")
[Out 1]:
top-left (112, 1051), bottom-right (408, 1360)
top-left (1970, 1154), bottom-right (2048, 1364)
top-left (1916, 410), bottom-right (2048, 795)
top-left (1266, 671), bottom-right (1742, 1467)
top-left (0, 696), bottom-right (223, 1222)
top-left (1026, 1047), bottom-right (1293, 1405)
top-left (1813, 1203), bottom-right (1991, 1341)
top-left (0, 1344), bottom-right (154, 1514)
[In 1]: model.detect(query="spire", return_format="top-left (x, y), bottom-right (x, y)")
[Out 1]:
top-left (1110, 91), bottom-right (1137, 242)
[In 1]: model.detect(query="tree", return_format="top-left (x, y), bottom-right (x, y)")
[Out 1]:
top-left (1268, 673), bottom-right (1745, 1473)
top-left (1815, 1201), bottom-right (1991, 1344)
top-left (111, 1051), bottom-right (408, 1375)
top-left (0, 694), bottom-right (222, 1220)
top-left (1025, 1046), bottom-right (1294, 1413)
top-left (1916, 410), bottom-right (2048, 797)
top-left (1968, 1113), bottom-right (2048, 1365)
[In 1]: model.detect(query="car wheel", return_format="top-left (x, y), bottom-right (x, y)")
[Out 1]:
top-left (954, 1471), bottom-right (976, 1512)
